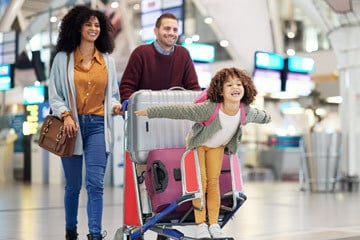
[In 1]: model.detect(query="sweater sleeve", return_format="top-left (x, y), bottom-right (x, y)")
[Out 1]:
top-left (246, 106), bottom-right (271, 124)
top-left (146, 101), bottom-right (215, 123)
top-left (48, 52), bottom-right (70, 117)
top-left (119, 48), bottom-right (143, 102)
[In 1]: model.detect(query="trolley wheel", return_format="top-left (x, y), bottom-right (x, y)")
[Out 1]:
top-left (113, 227), bottom-right (131, 240)
top-left (156, 235), bottom-right (169, 240)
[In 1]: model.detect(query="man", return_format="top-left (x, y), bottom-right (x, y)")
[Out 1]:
top-left (120, 12), bottom-right (200, 102)
top-left (118, 13), bottom-right (200, 239)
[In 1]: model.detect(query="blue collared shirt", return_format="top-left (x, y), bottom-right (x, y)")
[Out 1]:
top-left (153, 40), bottom-right (175, 55)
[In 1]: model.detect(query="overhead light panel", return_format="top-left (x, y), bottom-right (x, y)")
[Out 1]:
top-left (111, 1), bottom-right (119, 8)
top-left (204, 17), bottom-right (213, 24)
top-left (50, 16), bottom-right (57, 23)
top-left (219, 40), bottom-right (229, 47)
top-left (325, 0), bottom-right (352, 13)
top-left (326, 96), bottom-right (342, 104)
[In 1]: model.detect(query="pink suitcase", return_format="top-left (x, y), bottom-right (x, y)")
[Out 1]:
top-left (145, 148), bottom-right (242, 217)
top-left (145, 148), bottom-right (191, 217)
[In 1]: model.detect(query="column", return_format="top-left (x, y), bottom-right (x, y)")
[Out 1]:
top-left (328, 26), bottom-right (360, 176)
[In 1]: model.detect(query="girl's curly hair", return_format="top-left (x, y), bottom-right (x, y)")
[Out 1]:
top-left (55, 5), bottom-right (115, 54)
top-left (207, 67), bottom-right (258, 105)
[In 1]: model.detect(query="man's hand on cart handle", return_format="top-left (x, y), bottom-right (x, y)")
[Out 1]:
top-left (119, 100), bottom-right (128, 118)
top-left (121, 100), bottom-right (128, 111)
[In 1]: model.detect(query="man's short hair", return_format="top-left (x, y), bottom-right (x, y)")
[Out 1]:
top-left (155, 13), bottom-right (179, 28)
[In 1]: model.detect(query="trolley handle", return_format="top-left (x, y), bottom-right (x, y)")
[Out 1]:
top-left (121, 100), bottom-right (128, 119)
top-left (122, 99), bottom-right (128, 112)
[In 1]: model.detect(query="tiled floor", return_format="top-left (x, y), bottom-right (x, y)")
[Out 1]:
top-left (1, 181), bottom-right (360, 240)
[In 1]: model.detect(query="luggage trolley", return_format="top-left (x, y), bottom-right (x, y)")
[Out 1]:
top-left (114, 90), bottom-right (247, 240)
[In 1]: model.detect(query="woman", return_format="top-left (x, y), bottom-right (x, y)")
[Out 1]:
top-left (48, 5), bottom-right (121, 240)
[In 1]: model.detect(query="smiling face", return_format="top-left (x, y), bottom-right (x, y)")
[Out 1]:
top-left (80, 16), bottom-right (100, 43)
top-left (222, 77), bottom-right (245, 104)
top-left (153, 17), bottom-right (179, 51)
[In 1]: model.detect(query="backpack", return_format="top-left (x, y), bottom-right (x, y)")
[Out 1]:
top-left (194, 88), bottom-right (246, 126)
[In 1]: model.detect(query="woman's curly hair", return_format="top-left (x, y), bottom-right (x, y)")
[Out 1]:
top-left (55, 5), bottom-right (114, 54)
top-left (207, 67), bottom-right (258, 105)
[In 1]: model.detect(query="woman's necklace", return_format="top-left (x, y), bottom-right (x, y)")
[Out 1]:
top-left (79, 47), bottom-right (95, 69)
top-left (81, 57), bottom-right (93, 69)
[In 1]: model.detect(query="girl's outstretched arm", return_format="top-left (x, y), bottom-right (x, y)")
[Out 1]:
top-left (134, 109), bottom-right (147, 116)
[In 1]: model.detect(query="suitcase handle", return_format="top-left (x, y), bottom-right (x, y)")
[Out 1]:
top-left (121, 99), bottom-right (128, 112)
top-left (152, 161), bottom-right (168, 193)
top-left (168, 86), bottom-right (185, 91)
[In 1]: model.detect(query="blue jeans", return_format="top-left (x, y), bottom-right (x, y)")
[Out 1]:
top-left (61, 114), bottom-right (108, 237)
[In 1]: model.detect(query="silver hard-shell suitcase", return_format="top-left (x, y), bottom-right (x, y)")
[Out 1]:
top-left (126, 89), bottom-right (201, 163)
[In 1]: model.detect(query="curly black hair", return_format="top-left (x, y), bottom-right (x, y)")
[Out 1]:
top-left (55, 5), bottom-right (115, 54)
top-left (207, 67), bottom-right (258, 105)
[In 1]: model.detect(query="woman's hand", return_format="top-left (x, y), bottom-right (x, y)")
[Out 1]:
top-left (134, 109), bottom-right (147, 116)
top-left (112, 104), bottom-right (122, 115)
top-left (63, 116), bottom-right (79, 138)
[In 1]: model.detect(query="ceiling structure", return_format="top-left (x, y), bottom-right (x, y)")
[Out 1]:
top-left (21, 0), bottom-right (54, 19)
top-left (0, 0), bottom-right (106, 52)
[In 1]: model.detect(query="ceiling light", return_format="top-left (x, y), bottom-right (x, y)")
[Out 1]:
top-left (269, 92), bottom-right (299, 100)
top-left (184, 37), bottom-right (193, 44)
top-left (192, 35), bottom-right (200, 41)
top-left (219, 40), bottom-right (229, 47)
top-left (133, 3), bottom-right (140, 10)
top-left (111, 1), bottom-right (119, 8)
top-left (50, 16), bottom-right (57, 23)
top-left (287, 31), bottom-right (295, 39)
top-left (286, 48), bottom-right (295, 56)
top-left (204, 17), bottom-right (213, 24)
top-left (315, 108), bottom-right (327, 116)
top-left (326, 96), bottom-right (342, 104)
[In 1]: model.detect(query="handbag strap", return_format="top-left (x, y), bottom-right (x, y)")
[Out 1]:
top-left (66, 54), bottom-right (76, 119)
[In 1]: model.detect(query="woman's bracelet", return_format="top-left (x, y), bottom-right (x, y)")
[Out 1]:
top-left (60, 111), bottom-right (71, 120)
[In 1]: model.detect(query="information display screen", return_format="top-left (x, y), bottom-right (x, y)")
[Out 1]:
top-left (0, 64), bottom-right (13, 91)
top-left (254, 51), bottom-right (284, 71)
top-left (23, 85), bottom-right (47, 105)
top-left (182, 42), bottom-right (215, 63)
top-left (287, 56), bottom-right (314, 73)
top-left (285, 72), bottom-right (314, 96)
top-left (0, 30), bottom-right (17, 64)
top-left (253, 68), bottom-right (282, 94)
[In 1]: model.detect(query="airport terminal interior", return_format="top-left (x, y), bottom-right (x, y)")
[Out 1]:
top-left (1, 0), bottom-right (360, 239)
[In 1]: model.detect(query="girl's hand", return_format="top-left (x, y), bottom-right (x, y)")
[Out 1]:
top-left (134, 109), bottom-right (147, 116)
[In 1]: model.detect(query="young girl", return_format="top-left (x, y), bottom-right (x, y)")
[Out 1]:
top-left (135, 67), bottom-right (271, 238)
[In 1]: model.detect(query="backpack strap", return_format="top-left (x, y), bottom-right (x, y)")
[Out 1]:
top-left (201, 102), bottom-right (246, 126)
top-left (240, 102), bottom-right (246, 125)
top-left (201, 103), bottom-right (221, 126)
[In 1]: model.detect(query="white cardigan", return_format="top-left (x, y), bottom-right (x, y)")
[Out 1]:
top-left (48, 51), bottom-right (121, 155)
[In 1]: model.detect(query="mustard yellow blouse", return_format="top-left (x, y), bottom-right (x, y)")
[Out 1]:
top-left (73, 47), bottom-right (108, 116)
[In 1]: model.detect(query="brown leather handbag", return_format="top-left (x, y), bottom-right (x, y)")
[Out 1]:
top-left (38, 55), bottom-right (76, 157)
top-left (38, 115), bottom-right (75, 157)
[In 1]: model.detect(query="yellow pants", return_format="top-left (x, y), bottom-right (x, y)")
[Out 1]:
top-left (192, 145), bottom-right (224, 225)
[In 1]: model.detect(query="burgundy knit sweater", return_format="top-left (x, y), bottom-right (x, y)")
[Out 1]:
top-left (120, 43), bottom-right (200, 102)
